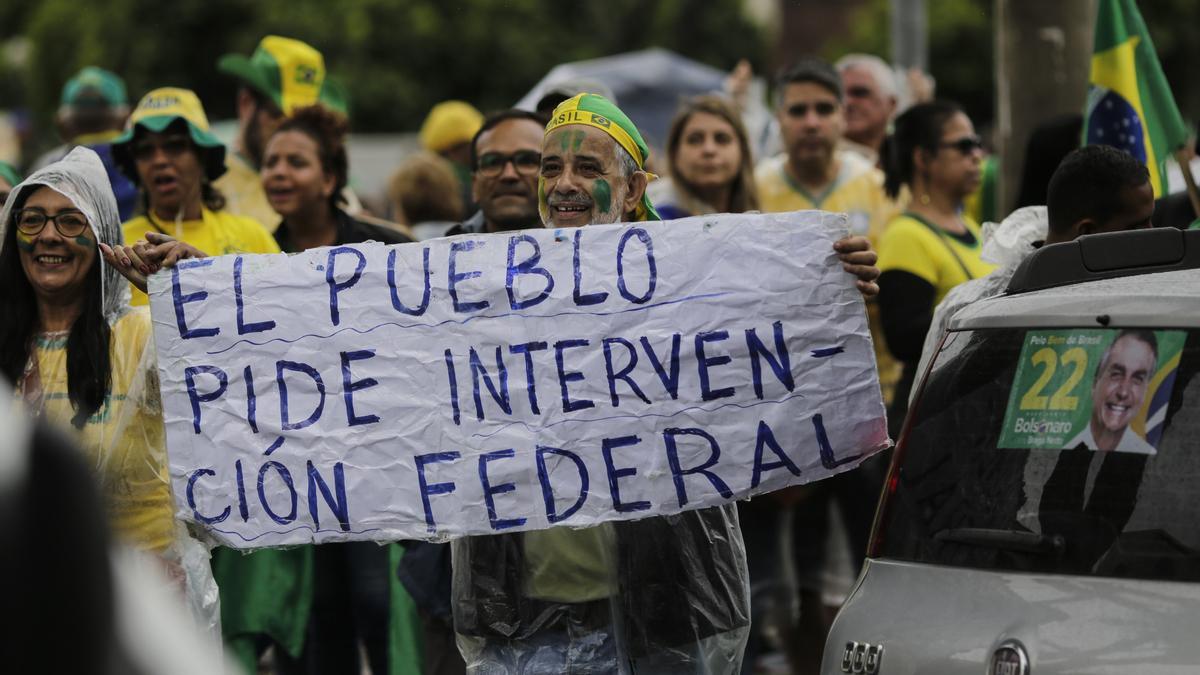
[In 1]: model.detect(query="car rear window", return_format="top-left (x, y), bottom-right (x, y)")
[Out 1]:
top-left (873, 327), bottom-right (1200, 583)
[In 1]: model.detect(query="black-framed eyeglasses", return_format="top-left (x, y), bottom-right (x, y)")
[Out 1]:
top-left (785, 101), bottom-right (838, 118)
top-left (14, 208), bottom-right (90, 238)
top-left (939, 135), bottom-right (984, 155)
top-left (477, 150), bottom-right (542, 177)
top-left (132, 134), bottom-right (192, 161)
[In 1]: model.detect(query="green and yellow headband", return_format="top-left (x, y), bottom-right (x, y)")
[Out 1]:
top-left (545, 93), bottom-right (659, 222)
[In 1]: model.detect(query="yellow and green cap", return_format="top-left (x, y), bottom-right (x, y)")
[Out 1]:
top-left (545, 93), bottom-right (659, 221)
top-left (217, 35), bottom-right (347, 116)
top-left (60, 66), bottom-right (127, 108)
top-left (111, 87), bottom-right (227, 183)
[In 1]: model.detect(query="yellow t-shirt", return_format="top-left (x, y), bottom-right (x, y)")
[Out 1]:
top-left (877, 213), bottom-right (996, 305)
top-left (213, 152), bottom-right (282, 233)
top-left (25, 309), bottom-right (174, 552)
top-left (755, 150), bottom-right (905, 404)
top-left (123, 207), bottom-right (281, 305)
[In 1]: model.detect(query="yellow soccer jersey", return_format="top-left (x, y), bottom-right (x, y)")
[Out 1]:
top-left (755, 150), bottom-right (900, 245)
top-left (756, 149), bottom-right (904, 404)
top-left (878, 213), bottom-right (996, 306)
top-left (25, 309), bottom-right (174, 551)
top-left (122, 207), bottom-right (281, 305)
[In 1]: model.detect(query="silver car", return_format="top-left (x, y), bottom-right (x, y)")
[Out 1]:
top-left (823, 229), bottom-right (1200, 674)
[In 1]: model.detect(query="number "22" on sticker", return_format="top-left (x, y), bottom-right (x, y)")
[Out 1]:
top-left (1020, 347), bottom-right (1087, 410)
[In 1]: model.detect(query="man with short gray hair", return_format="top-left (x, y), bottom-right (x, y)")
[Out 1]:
top-left (835, 53), bottom-right (898, 161)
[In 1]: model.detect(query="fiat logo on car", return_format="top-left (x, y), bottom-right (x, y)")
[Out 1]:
top-left (840, 641), bottom-right (883, 673)
top-left (989, 640), bottom-right (1030, 675)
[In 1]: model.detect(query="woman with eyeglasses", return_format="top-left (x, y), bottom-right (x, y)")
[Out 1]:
top-left (648, 94), bottom-right (760, 219)
top-left (111, 87), bottom-right (280, 305)
top-left (0, 147), bottom-right (216, 617)
top-left (877, 100), bottom-right (996, 428)
top-left (266, 104), bottom-right (412, 252)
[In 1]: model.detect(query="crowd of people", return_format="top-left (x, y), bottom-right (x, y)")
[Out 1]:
top-left (1, 30), bottom-right (1196, 675)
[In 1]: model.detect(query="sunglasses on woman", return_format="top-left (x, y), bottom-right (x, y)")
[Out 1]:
top-left (939, 135), bottom-right (984, 155)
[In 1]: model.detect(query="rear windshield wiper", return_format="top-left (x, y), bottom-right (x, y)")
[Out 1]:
top-left (934, 528), bottom-right (1065, 554)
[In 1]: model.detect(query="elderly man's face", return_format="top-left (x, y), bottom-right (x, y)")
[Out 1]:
top-left (840, 65), bottom-right (895, 146)
top-left (539, 125), bottom-right (640, 228)
top-left (471, 118), bottom-right (544, 232)
top-left (1090, 335), bottom-right (1156, 437)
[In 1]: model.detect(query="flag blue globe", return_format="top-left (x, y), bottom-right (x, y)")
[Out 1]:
top-left (1086, 87), bottom-right (1146, 163)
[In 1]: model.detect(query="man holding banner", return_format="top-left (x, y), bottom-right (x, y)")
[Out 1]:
top-left (450, 93), bottom-right (885, 673)
top-left (126, 92), bottom-right (888, 674)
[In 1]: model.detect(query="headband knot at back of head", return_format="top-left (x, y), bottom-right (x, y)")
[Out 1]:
top-left (545, 93), bottom-right (660, 221)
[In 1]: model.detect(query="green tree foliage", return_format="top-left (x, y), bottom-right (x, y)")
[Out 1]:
top-left (9, 0), bottom-right (767, 145)
top-left (820, 0), bottom-right (994, 129)
top-left (821, 0), bottom-right (1198, 133)
top-left (1139, 0), bottom-right (1200, 129)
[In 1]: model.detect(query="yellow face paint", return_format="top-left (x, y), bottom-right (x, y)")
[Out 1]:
top-left (15, 228), bottom-right (36, 252)
top-left (537, 176), bottom-right (549, 225)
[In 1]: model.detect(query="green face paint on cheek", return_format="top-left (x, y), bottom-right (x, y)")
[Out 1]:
top-left (74, 234), bottom-right (92, 248)
top-left (594, 178), bottom-right (612, 214)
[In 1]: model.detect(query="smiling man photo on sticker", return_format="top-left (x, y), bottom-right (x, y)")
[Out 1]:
top-left (1066, 329), bottom-right (1158, 454)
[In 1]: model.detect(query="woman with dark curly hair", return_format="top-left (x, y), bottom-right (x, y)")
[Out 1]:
top-left (252, 104), bottom-right (419, 675)
top-left (265, 104), bottom-right (412, 252)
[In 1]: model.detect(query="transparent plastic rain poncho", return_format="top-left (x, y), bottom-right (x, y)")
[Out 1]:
top-left (451, 503), bottom-right (751, 674)
top-left (1, 147), bottom-right (220, 633)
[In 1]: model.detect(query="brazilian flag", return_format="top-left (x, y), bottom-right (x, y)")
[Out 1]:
top-left (1084, 0), bottom-right (1189, 198)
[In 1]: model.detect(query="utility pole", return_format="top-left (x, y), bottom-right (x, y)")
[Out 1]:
top-left (995, 0), bottom-right (1096, 214)
top-left (891, 0), bottom-right (927, 73)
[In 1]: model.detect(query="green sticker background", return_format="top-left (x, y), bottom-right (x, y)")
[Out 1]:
top-left (998, 329), bottom-right (1185, 450)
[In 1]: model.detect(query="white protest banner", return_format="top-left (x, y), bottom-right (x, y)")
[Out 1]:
top-left (150, 211), bottom-right (888, 548)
